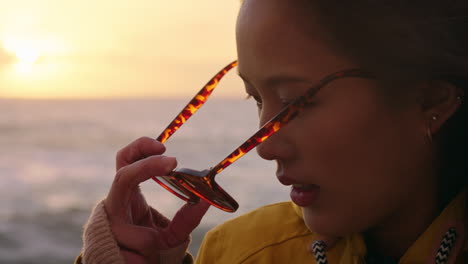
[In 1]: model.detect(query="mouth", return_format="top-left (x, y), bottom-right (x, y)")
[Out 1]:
top-left (292, 183), bottom-right (317, 191)
top-left (276, 167), bottom-right (321, 207)
top-left (290, 184), bottom-right (320, 207)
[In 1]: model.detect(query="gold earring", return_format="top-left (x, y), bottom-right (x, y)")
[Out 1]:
top-left (426, 115), bottom-right (437, 143)
top-left (426, 126), bottom-right (433, 143)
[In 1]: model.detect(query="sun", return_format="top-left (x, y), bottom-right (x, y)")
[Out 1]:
top-left (3, 36), bottom-right (42, 74)
top-left (13, 45), bottom-right (40, 64)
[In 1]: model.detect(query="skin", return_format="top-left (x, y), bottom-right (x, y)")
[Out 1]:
top-left (102, 0), bottom-right (462, 262)
top-left (103, 137), bottom-right (210, 263)
top-left (237, 0), bottom-right (461, 259)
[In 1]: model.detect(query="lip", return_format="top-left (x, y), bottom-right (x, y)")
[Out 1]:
top-left (290, 185), bottom-right (320, 207)
top-left (276, 170), bottom-right (315, 187)
top-left (276, 172), bottom-right (296, 186)
top-left (276, 168), bottom-right (299, 186)
top-left (276, 170), bottom-right (320, 207)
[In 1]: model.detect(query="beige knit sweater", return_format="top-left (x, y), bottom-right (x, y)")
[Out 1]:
top-left (78, 200), bottom-right (193, 264)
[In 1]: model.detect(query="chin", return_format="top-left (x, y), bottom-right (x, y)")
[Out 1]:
top-left (302, 207), bottom-right (356, 237)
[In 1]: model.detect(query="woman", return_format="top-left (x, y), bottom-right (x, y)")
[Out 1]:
top-left (77, 0), bottom-right (468, 263)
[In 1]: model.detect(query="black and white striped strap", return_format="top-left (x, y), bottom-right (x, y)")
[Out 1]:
top-left (311, 240), bottom-right (328, 264)
top-left (435, 227), bottom-right (458, 264)
top-left (309, 227), bottom-right (458, 264)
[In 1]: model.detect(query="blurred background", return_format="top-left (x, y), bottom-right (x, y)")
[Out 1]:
top-left (0, 0), bottom-right (290, 263)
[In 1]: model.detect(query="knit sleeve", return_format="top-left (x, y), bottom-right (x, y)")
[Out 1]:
top-left (80, 200), bottom-right (194, 264)
top-left (81, 201), bottom-right (125, 264)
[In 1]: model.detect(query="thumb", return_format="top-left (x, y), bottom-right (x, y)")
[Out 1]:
top-left (165, 200), bottom-right (211, 247)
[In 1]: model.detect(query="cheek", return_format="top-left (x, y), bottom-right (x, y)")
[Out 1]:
top-left (296, 92), bottom-right (395, 176)
top-left (295, 90), bottom-right (424, 223)
top-left (297, 88), bottom-right (421, 183)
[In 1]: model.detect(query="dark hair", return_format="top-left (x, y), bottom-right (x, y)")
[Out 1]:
top-left (311, 0), bottom-right (468, 205)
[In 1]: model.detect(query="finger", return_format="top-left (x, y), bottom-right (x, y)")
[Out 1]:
top-left (131, 198), bottom-right (170, 229)
top-left (120, 249), bottom-right (147, 264)
top-left (165, 200), bottom-right (210, 247)
top-left (148, 206), bottom-right (171, 228)
top-left (116, 137), bottom-right (166, 170)
top-left (129, 187), bottom-right (153, 226)
top-left (113, 223), bottom-right (169, 255)
top-left (105, 156), bottom-right (177, 222)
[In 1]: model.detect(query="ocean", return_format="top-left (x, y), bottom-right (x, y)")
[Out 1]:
top-left (0, 98), bottom-right (290, 263)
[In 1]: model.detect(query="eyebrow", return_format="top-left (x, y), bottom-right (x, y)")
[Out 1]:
top-left (238, 71), bottom-right (314, 90)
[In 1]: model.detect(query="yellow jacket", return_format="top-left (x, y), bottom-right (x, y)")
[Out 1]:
top-left (195, 191), bottom-right (468, 264)
top-left (75, 191), bottom-right (468, 263)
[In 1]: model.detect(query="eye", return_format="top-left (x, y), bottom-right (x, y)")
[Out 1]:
top-left (280, 98), bottom-right (294, 108)
top-left (246, 94), bottom-right (263, 109)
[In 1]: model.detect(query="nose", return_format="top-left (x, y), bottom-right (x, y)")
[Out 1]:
top-left (255, 105), bottom-right (294, 161)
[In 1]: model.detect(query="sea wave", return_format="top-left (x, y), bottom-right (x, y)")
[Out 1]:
top-left (0, 98), bottom-right (287, 263)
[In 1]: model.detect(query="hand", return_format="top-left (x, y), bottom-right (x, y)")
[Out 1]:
top-left (104, 137), bottom-right (210, 263)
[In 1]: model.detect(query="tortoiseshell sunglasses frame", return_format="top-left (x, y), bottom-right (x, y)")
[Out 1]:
top-left (152, 60), bottom-right (374, 212)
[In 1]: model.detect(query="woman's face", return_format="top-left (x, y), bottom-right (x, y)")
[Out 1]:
top-left (236, 0), bottom-right (433, 236)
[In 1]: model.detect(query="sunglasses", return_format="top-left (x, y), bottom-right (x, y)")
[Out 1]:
top-left (152, 61), bottom-right (373, 212)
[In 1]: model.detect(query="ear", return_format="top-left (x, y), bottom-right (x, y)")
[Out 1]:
top-left (420, 80), bottom-right (464, 135)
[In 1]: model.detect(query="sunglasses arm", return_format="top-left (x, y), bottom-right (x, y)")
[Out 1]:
top-left (157, 61), bottom-right (238, 143)
top-left (208, 103), bottom-right (302, 177)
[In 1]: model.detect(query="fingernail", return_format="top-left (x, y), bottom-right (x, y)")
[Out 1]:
top-left (161, 156), bottom-right (177, 170)
top-left (155, 141), bottom-right (166, 150)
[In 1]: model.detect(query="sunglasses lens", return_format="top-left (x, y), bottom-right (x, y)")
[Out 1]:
top-left (169, 168), bottom-right (239, 212)
top-left (152, 176), bottom-right (195, 202)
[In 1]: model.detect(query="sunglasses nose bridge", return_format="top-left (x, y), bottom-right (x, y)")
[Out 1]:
top-left (205, 168), bottom-right (218, 180)
top-left (171, 168), bottom-right (215, 189)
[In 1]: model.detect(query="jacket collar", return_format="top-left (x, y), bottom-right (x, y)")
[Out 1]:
top-left (398, 190), bottom-right (466, 263)
top-left (293, 190), bottom-right (467, 263)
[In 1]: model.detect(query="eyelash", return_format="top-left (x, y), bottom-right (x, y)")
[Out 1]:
top-left (245, 94), bottom-right (263, 109)
top-left (246, 94), bottom-right (295, 111)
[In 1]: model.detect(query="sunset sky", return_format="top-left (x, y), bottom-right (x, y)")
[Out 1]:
top-left (0, 0), bottom-right (241, 98)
